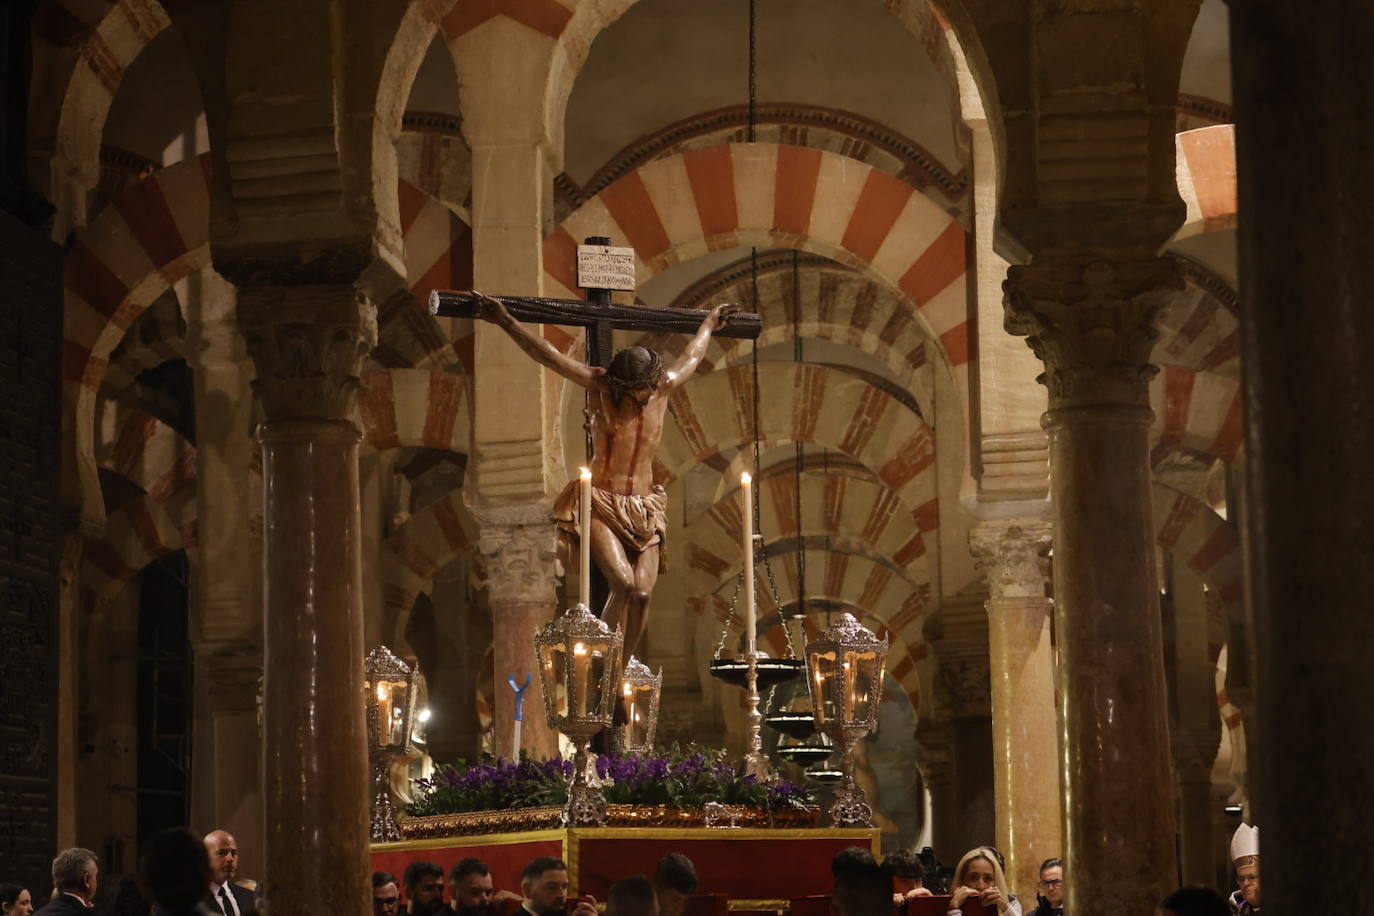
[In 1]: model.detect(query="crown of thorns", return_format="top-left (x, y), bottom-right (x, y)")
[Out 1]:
top-left (607, 346), bottom-right (663, 393)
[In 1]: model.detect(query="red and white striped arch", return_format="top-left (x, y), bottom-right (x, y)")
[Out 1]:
top-left (35, 0), bottom-right (173, 209)
top-left (686, 471), bottom-right (933, 596)
top-left (64, 154), bottom-right (213, 528)
top-left (637, 266), bottom-right (936, 420)
top-left (95, 405), bottom-right (195, 505)
top-left (392, 178), bottom-right (472, 371)
top-left (81, 494), bottom-right (191, 611)
top-left (379, 488), bottom-right (476, 647)
top-left (1174, 125), bottom-right (1237, 241)
top-left (1149, 365), bottom-right (1244, 466)
top-left (358, 369), bottom-right (471, 455)
top-left (102, 294), bottom-right (187, 390)
top-left (544, 143), bottom-right (970, 373)
top-left (655, 363), bottom-right (938, 517)
top-left (1156, 277), bottom-right (1239, 379)
top-left (1152, 481), bottom-right (1242, 651)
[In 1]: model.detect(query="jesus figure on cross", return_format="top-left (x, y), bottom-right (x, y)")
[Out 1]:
top-left (474, 292), bottom-right (738, 657)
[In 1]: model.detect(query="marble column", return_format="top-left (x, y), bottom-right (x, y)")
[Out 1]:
top-left (185, 269), bottom-right (264, 878)
top-left (971, 521), bottom-right (1061, 900)
top-left (1005, 258), bottom-right (1180, 914)
top-left (1231, 4), bottom-right (1374, 908)
top-left (459, 35), bottom-right (564, 762)
top-left (914, 726), bottom-right (955, 854)
top-left (237, 285), bottom-right (375, 916)
top-left (1167, 560), bottom-right (1220, 888)
top-left (936, 648), bottom-right (995, 858)
top-left (1173, 729), bottom-right (1218, 887)
top-left (474, 506), bottom-right (561, 760)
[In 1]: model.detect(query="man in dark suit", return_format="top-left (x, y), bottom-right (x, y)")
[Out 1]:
top-left (203, 830), bottom-right (256, 916)
top-left (33, 848), bottom-right (98, 913)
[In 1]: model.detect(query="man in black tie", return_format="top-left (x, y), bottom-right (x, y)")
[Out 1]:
top-left (203, 830), bottom-right (256, 916)
top-left (33, 848), bottom-right (98, 913)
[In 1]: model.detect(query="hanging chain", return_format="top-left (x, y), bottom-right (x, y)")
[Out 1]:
top-left (714, 568), bottom-right (746, 659)
top-left (792, 249), bottom-right (806, 625)
top-left (747, 0), bottom-right (757, 143)
top-left (749, 319), bottom-right (792, 658)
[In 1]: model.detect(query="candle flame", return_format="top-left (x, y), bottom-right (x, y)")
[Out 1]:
top-left (574, 642), bottom-right (587, 655)
top-left (623, 683), bottom-right (633, 695)
top-left (580, 467), bottom-right (592, 480)
top-left (376, 683), bottom-right (389, 700)
top-left (740, 471), bottom-right (752, 484)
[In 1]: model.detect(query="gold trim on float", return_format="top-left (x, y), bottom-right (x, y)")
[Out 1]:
top-left (565, 827), bottom-right (876, 842)
top-left (727, 901), bottom-right (789, 911)
top-left (371, 828), bottom-right (568, 852)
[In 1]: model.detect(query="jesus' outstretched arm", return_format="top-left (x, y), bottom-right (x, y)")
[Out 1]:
top-left (473, 291), bottom-right (608, 390)
top-left (663, 303), bottom-right (738, 390)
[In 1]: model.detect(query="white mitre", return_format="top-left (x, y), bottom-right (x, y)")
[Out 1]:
top-left (1231, 823), bottom-right (1259, 868)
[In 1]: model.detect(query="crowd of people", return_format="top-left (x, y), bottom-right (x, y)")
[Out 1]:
top-left (0, 824), bottom-right (1259, 916)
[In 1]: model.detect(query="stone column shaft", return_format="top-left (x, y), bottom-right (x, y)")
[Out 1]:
top-left (1174, 745), bottom-right (1217, 887)
top-left (1168, 563), bottom-right (1220, 889)
top-left (239, 285), bottom-right (375, 916)
top-left (1006, 259), bottom-right (1180, 915)
top-left (1231, 4), bottom-right (1374, 910)
top-left (186, 269), bottom-right (264, 876)
top-left (476, 509), bottom-right (561, 760)
top-left (973, 521), bottom-right (1061, 900)
top-left (465, 131), bottom-right (564, 760)
top-left (936, 646), bottom-right (995, 857)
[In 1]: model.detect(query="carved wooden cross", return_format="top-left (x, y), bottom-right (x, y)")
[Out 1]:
top-left (426, 236), bottom-right (762, 371)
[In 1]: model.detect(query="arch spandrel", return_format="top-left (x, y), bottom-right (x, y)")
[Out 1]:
top-left (359, 369), bottom-right (472, 456)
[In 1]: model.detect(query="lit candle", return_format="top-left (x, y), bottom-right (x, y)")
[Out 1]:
top-left (376, 683), bottom-right (392, 746)
top-left (843, 659), bottom-right (855, 719)
top-left (579, 467), bottom-right (592, 608)
top-left (741, 472), bottom-right (755, 661)
top-left (574, 642), bottom-right (589, 717)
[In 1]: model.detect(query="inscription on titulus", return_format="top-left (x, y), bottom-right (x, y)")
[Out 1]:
top-left (576, 244), bottom-right (637, 292)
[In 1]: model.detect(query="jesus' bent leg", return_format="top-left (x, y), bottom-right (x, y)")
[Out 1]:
top-left (588, 516), bottom-right (639, 635)
top-left (622, 544), bottom-right (660, 657)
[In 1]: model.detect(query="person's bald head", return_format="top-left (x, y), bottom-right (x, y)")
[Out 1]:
top-left (203, 830), bottom-right (239, 884)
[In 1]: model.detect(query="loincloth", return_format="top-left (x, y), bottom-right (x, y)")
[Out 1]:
top-left (554, 480), bottom-right (668, 573)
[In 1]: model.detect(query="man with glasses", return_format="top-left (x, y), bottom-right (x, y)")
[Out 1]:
top-left (374, 872), bottom-right (401, 916)
top-left (1228, 825), bottom-right (1260, 915)
top-left (1029, 859), bottom-right (1064, 916)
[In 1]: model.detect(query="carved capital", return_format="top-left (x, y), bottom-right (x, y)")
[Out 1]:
top-left (970, 520), bottom-right (1052, 601)
top-left (478, 519), bottom-right (560, 606)
top-left (1171, 727), bottom-right (1220, 779)
top-left (1003, 258), bottom-right (1182, 409)
top-left (936, 654), bottom-right (991, 720)
top-left (237, 284), bottom-right (377, 421)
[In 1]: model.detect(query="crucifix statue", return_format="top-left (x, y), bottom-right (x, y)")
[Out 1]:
top-left (429, 237), bottom-right (761, 659)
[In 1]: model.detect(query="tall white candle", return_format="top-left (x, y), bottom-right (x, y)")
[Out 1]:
top-left (573, 642), bottom-right (589, 717)
top-left (579, 467), bottom-right (592, 608)
top-left (742, 472), bottom-right (755, 660)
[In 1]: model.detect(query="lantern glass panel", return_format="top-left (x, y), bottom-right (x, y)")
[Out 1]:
top-left (622, 682), bottom-right (655, 748)
top-left (809, 649), bottom-right (839, 726)
top-left (842, 650), bottom-right (881, 722)
top-left (374, 679), bottom-right (410, 747)
top-left (570, 642), bottom-right (612, 719)
top-left (541, 643), bottom-right (569, 719)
